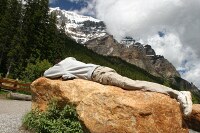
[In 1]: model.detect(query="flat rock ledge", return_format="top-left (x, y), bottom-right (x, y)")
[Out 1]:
top-left (31, 77), bottom-right (189, 133)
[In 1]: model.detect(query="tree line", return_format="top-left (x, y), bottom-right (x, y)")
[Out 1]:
top-left (0, 0), bottom-right (67, 81)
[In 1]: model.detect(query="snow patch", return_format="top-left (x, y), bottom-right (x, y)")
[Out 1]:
top-left (49, 7), bottom-right (107, 44)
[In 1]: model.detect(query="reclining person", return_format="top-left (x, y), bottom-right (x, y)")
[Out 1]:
top-left (44, 57), bottom-right (193, 116)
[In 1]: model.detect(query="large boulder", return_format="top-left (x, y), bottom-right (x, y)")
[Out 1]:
top-left (31, 77), bottom-right (188, 133)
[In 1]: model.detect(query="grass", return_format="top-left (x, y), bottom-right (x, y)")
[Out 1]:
top-left (0, 89), bottom-right (9, 99)
top-left (0, 89), bottom-right (8, 94)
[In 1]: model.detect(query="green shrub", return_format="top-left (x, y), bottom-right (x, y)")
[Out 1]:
top-left (192, 94), bottom-right (200, 104)
top-left (20, 59), bottom-right (52, 82)
top-left (0, 89), bottom-right (8, 94)
top-left (22, 100), bottom-right (84, 133)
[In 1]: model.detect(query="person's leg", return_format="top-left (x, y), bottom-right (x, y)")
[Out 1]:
top-left (92, 66), bottom-right (179, 98)
top-left (92, 66), bottom-right (192, 116)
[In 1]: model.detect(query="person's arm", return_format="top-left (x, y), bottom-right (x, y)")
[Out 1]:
top-left (62, 73), bottom-right (77, 80)
top-left (44, 66), bottom-right (77, 80)
top-left (44, 65), bottom-right (63, 78)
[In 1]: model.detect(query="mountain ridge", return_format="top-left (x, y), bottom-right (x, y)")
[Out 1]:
top-left (50, 7), bottom-right (180, 78)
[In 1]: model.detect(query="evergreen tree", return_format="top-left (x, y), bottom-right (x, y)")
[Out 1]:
top-left (44, 12), bottom-right (61, 61)
top-left (0, 0), bottom-right (23, 76)
top-left (22, 0), bottom-right (50, 61)
top-left (0, 0), bottom-right (7, 20)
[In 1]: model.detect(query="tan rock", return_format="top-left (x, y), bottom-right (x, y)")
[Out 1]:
top-left (31, 77), bottom-right (188, 133)
top-left (185, 104), bottom-right (200, 132)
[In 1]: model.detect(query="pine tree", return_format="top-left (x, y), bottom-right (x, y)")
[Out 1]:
top-left (0, 0), bottom-right (7, 20)
top-left (22, 0), bottom-right (68, 63)
top-left (0, 0), bottom-right (23, 76)
top-left (22, 0), bottom-right (51, 61)
top-left (44, 12), bottom-right (59, 61)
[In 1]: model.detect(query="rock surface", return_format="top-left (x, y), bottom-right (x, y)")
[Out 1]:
top-left (86, 35), bottom-right (180, 78)
top-left (31, 77), bottom-right (189, 133)
top-left (186, 104), bottom-right (200, 132)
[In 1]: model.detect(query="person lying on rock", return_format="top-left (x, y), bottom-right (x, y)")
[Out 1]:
top-left (44, 57), bottom-right (192, 116)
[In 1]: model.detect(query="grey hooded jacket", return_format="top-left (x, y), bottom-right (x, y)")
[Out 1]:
top-left (44, 57), bottom-right (99, 80)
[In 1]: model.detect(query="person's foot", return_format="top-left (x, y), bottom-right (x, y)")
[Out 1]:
top-left (177, 91), bottom-right (193, 116)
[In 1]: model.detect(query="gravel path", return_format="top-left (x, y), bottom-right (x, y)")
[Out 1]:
top-left (0, 99), bottom-right (31, 133)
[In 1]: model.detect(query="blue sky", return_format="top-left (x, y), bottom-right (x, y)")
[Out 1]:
top-left (49, 0), bottom-right (87, 10)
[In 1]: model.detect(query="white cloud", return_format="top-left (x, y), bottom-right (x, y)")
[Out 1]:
top-left (147, 33), bottom-right (200, 88)
top-left (73, 0), bottom-right (96, 16)
top-left (68, 0), bottom-right (83, 3)
top-left (49, 0), bottom-right (57, 4)
top-left (147, 33), bottom-right (186, 68)
top-left (73, 0), bottom-right (200, 88)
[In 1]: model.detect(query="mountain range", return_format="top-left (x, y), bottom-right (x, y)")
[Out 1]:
top-left (50, 7), bottom-right (180, 78)
top-left (49, 7), bottom-right (200, 99)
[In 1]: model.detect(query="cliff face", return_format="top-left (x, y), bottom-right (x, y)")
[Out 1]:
top-left (86, 35), bottom-right (180, 79)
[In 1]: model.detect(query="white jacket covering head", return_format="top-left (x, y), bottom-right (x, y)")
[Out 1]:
top-left (44, 57), bottom-right (99, 80)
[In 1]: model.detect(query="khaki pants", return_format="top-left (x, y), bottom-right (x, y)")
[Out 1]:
top-left (92, 66), bottom-right (180, 98)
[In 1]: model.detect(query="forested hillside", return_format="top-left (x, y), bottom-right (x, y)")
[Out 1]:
top-left (0, 0), bottom-right (64, 80)
top-left (0, 0), bottom-right (199, 103)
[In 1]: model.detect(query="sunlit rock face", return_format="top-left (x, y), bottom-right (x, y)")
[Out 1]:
top-left (31, 77), bottom-right (188, 133)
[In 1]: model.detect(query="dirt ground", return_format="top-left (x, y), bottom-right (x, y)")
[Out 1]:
top-left (0, 99), bottom-right (31, 133)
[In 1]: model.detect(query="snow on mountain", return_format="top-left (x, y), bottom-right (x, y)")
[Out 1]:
top-left (50, 7), bottom-right (107, 44)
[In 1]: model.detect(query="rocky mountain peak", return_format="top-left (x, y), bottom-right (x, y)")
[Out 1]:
top-left (50, 7), bottom-right (107, 44)
top-left (86, 35), bottom-right (180, 78)
top-left (120, 36), bottom-right (136, 45)
top-left (144, 45), bottom-right (156, 56)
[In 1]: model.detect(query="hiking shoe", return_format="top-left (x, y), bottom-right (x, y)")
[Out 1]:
top-left (177, 91), bottom-right (193, 116)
